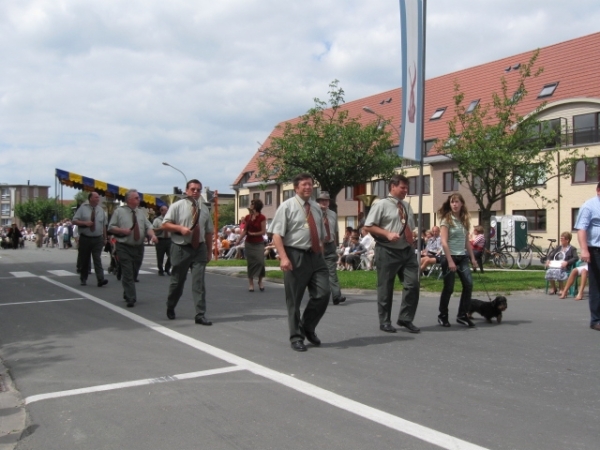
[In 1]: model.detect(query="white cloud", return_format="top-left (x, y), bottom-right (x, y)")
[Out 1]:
top-left (1, 0), bottom-right (599, 200)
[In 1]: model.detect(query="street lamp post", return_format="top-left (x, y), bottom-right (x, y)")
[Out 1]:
top-left (162, 162), bottom-right (188, 190)
top-left (362, 106), bottom-right (401, 136)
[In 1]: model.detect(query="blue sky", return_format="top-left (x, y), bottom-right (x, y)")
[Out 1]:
top-left (1, 0), bottom-right (599, 199)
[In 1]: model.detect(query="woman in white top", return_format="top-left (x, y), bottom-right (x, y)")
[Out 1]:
top-left (57, 221), bottom-right (65, 249)
top-left (437, 193), bottom-right (478, 328)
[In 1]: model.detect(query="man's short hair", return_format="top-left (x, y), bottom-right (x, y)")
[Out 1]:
top-left (388, 174), bottom-right (409, 191)
top-left (125, 189), bottom-right (138, 201)
top-left (292, 173), bottom-right (314, 188)
top-left (186, 179), bottom-right (202, 189)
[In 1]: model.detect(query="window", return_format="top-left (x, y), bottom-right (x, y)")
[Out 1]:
top-left (346, 217), bottom-right (356, 229)
top-left (572, 208), bottom-right (580, 231)
top-left (283, 189), bottom-right (294, 200)
top-left (430, 107), bottom-right (446, 120)
top-left (265, 191), bottom-right (272, 206)
top-left (33, 187), bottom-right (39, 198)
top-left (573, 158), bottom-right (599, 184)
top-left (252, 193), bottom-right (260, 200)
top-left (513, 209), bottom-right (546, 232)
top-left (239, 195), bottom-right (249, 208)
top-left (423, 139), bottom-right (437, 155)
top-left (345, 186), bottom-right (354, 200)
top-left (1, 188), bottom-right (9, 199)
top-left (538, 82), bottom-right (558, 98)
top-left (443, 172), bottom-right (459, 192)
top-left (1, 204), bottom-right (9, 216)
top-left (511, 89), bottom-right (524, 103)
top-left (573, 113), bottom-right (600, 145)
top-left (514, 164), bottom-right (545, 187)
top-left (371, 180), bottom-right (387, 199)
top-left (21, 188), bottom-right (28, 198)
top-left (533, 118), bottom-right (563, 148)
top-left (1, 219), bottom-right (10, 226)
top-left (466, 99), bottom-right (480, 113)
top-left (408, 175), bottom-right (430, 196)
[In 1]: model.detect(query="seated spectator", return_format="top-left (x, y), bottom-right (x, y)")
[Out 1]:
top-left (420, 226), bottom-right (442, 274)
top-left (559, 263), bottom-right (588, 300)
top-left (337, 227), bottom-right (353, 266)
top-left (545, 231), bottom-right (579, 295)
top-left (340, 236), bottom-right (366, 271)
top-left (359, 227), bottom-right (375, 270)
top-left (470, 225), bottom-right (486, 273)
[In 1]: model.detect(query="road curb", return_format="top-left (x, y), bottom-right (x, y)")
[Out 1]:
top-left (0, 358), bottom-right (26, 450)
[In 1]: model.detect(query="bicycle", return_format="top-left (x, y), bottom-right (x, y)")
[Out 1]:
top-left (516, 234), bottom-right (557, 269)
top-left (482, 231), bottom-right (520, 269)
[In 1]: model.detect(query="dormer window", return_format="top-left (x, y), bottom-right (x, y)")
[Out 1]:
top-left (466, 99), bottom-right (480, 114)
top-left (538, 82), bottom-right (559, 98)
top-left (430, 107), bottom-right (446, 120)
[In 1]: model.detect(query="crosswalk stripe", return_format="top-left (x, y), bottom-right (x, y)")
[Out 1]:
top-left (9, 271), bottom-right (36, 278)
top-left (47, 270), bottom-right (77, 277)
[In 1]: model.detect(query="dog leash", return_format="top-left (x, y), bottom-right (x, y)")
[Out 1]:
top-left (475, 268), bottom-right (493, 301)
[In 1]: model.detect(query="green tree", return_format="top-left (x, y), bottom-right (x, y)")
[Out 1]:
top-left (14, 197), bottom-right (70, 226)
top-left (14, 200), bottom-right (37, 226)
top-left (214, 201), bottom-right (236, 231)
top-left (257, 80), bottom-right (401, 212)
top-left (438, 50), bottom-right (583, 249)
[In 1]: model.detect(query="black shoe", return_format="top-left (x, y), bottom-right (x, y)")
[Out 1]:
top-left (333, 296), bottom-right (346, 305)
top-left (291, 340), bottom-right (307, 352)
top-left (305, 331), bottom-right (321, 346)
top-left (167, 308), bottom-right (175, 320)
top-left (379, 324), bottom-right (397, 333)
top-left (397, 320), bottom-right (421, 333)
top-left (457, 316), bottom-right (476, 328)
top-left (437, 316), bottom-right (451, 327)
top-left (195, 316), bottom-right (212, 326)
top-left (135, 279), bottom-right (140, 282)
top-left (80, 279), bottom-right (86, 286)
top-left (165, 270), bottom-right (171, 276)
top-left (97, 279), bottom-right (108, 287)
top-left (158, 271), bottom-right (164, 276)
top-left (126, 301), bottom-right (135, 308)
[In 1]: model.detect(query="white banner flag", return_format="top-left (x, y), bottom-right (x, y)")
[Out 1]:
top-left (399, 0), bottom-right (425, 162)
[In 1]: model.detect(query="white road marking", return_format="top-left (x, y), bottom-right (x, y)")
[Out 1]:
top-left (39, 276), bottom-right (489, 450)
top-left (9, 271), bottom-right (37, 278)
top-left (0, 298), bottom-right (84, 307)
top-left (47, 270), bottom-right (77, 277)
top-left (137, 270), bottom-right (152, 275)
top-left (25, 366), bottom-right (244, 405)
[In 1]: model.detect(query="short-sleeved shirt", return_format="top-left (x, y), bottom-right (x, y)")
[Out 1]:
top-left (440, 217), bottom-right (468, 256)
top-left (73, 203), bottom-right (107, 238)
top-left (244, 213), bottom-right (266, 244)
top-left (152, 215), bottom-right (170, 239)
top-left (574, 195), bottom-right (600, 247)
top-left (163, 198), bottom-right (214, 246)
top-left (268, 194), bottom-right (326, 250)
top-left (364, 196), bottom-right (415, 250)
top-left (108, 206), bottom-right (153, 246)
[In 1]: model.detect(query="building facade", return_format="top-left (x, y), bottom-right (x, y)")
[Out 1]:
top-left (232, 33), bottom-right (600, 246)
top-left (0, 184), bottom-right (50, 227)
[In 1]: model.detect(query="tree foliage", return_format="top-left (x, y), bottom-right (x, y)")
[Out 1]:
top-left (437, 50), bottom-right (583, 248)
top-left (214, 200), bottom-right (236, 231)
top-left (257, 80), bottom-right (402, 212)
top-left (14, 197), bottom-right (70, 226)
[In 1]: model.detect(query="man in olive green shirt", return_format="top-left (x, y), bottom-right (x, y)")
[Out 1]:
top-left (108, 189), bottom-right (158, 307)
top-left (269, 173), bottom-right (330, 352)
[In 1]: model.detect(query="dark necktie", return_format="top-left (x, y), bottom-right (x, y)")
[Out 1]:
top-left (397, 201), bottom-right (413, 245)
top-left (90, 207), bottom-right (96, 233)
top-left (132, 210), bottom-right (140, 241)
top-left (191, 202), bottom-right (200, 249)
top-left (323, 213), bottom-right (331, 243)
top-left (304, 202), bottom-right (321, 253)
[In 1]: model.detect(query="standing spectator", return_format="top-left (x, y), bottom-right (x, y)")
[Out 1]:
top-left (238, 199), bottom-right (267, 292)
top-left (437, 194), bottom-right (479, 328)
top-left (470, 225), bottom-right (486, 273)
top-left (34, 221), bottom-right (45, 249)
top-left (364, 174), bottom-right (420, 334)
top-left (316, 192), bottom-right (346, 305)
top-left (162, 179), bottom-right (214, 324)
top-left (153, 205), bottom-right (172, 276)
top-left (7, 224), bottom-right (22, 249)
top-left (72, 192), bottom-right (109, 287)
top-left (57, 221), bottom-right (65, 249)
top-left (46, 223), bottom-right (56, 248)
top-left (108, 190), bottom-right (158, 307)
top-left (574, 182), bottom-right (600, 331)
top-left (269, 173), bottom-right (330, 352)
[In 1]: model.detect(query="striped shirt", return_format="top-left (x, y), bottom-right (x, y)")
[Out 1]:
top-left (574, 195), bottom-right (600, 247)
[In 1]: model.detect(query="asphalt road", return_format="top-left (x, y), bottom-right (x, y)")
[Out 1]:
top-left (0, 244), bottom-right (598, 450)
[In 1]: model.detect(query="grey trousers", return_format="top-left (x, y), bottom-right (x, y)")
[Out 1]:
top-left (167, 243), bottom-right (208, 317)
top-left (283, 247), bottom-right (330, 343)
top-left (374, 245), bottom-right (420, 325)
top-left (155, 238), bottom-right (172, 273)
top-left (79, 235), bottom-right (105, 282)
top-left (116, 243), bottom-right (144, 303)
top-left (323, 242), bottom-right (342, 301)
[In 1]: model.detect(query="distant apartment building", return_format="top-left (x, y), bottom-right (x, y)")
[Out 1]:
top-left (0, 183), bottom-right (50, 227)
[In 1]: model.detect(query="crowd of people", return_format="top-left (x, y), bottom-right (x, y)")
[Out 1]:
top-left (1, 220), bottom-right (77, 249)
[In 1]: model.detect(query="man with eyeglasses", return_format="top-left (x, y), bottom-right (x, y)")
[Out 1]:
top-left (162, 180), bottom-right (214, 325)
top-left (108, 189), bottom-right (158, 307)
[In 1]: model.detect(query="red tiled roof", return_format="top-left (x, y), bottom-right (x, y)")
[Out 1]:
top-left (233, 32), bottom-right (600, 186)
